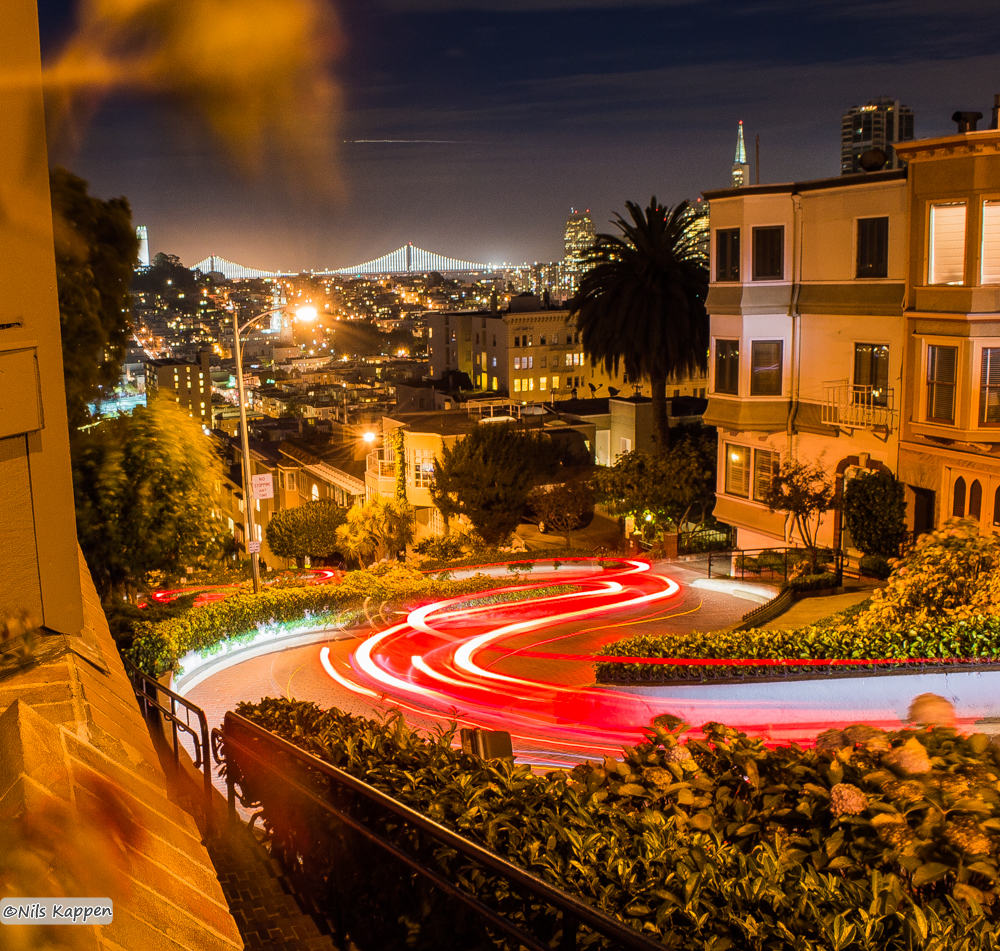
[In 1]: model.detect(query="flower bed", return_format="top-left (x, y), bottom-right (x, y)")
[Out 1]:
top-left (128, 565), bottom-right (574, 677)
top-left (229, 696), bottom-right (1000, 950)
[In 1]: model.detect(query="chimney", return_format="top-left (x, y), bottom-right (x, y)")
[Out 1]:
top-left (992, 94), bottom-right (1000, 131)
top-left (952, 110), bottom-right (984, 133)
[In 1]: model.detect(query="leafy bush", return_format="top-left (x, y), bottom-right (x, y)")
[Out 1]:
top-left (231, 697), bottom-right (1000, 950)
top-left (266, 498), bottom-right (346, 564)
top-left (128, 566), bottom-right (542, 677)
top-left (843, 469), bottom-right (907, 557)
top-left (860, 553), bottom-right (893, 580)
top-left (786, 571), bottom-right (839, 593)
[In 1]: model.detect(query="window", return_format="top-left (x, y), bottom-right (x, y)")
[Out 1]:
top-left (514, 336), bottom-right (521, 347)
top-left (970, 480), bottom-right (983, 520)
top-left (994, 486), bottom-right (1000, 527)
top-left (753, 449), bottom-right (779, 502)
top-left (492, 377), bottom-right (498, 390)
top-left (552, 375), bottom-right (560, 390)
top-left (750, 341), bottom-right (783, 396)
top-left (311, 484), bottom-right (319, 501)
top-left (856, 217), bottom-right (889, 278)
top-left (620, 437), bottom-right (632, 454)
top-left (953, 476), bottom-right (967, 517)
top-left (983, 201), bottom-right (1000, 284)
top-left (929, 202), bottom-right (966, 285)
top-left (514, 379), bottom-right (521, 393)
top-left (514, 357), bottom-right (522, 370)
top-left (413, 449), bottom-right (435, 488)
top-left (573, 353), bottom-right (581, 366)
top-left (725, 445), bottom-right (751, 497)
top-left (715, 339), bottom-right (740, 395)
top-left (854, 344), bottom-right (890, 406)
top-left (492, 334), bottom-right (496, 346)
top-left (981, 348), bottom-right (1000, 424)
top-left (540, 335), bottom-right (547, 345)
top-left (752, 226), bottom-right (784, 280)
top-left (926, 344), bottom-right (957, 422)
top-left (492, 357), bottom-right (496, 367)
top-left (541, 356), bottom-right (547, 368)
top-left (565, 354), bottom-right (572, 367)
top-left (716, 228), bottom-right (740, 282)
top-left (527, 356), bottom-right (533, 369)
top-left (552, 333), bottom-right (559, 345)
top-left (540, 377), bottom-right (547, 391)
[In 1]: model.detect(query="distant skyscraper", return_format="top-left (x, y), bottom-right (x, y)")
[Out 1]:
top-left (732, 121), bottom-right (750, 187)
top-left (136, 225), bottom-right (150, 268)
top-left (564, 209), bottom-right (596, 268)
top-left (841, 98), bottom-right (915, 174)
top-left (683, 197), bottom-right (710, 262)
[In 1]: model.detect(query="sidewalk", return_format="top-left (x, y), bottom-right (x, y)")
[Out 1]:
top-left (760, 586), bottom-right (876, 629)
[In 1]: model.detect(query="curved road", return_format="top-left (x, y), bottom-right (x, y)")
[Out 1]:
top-left (183, 558), bottom-right (1000, 767)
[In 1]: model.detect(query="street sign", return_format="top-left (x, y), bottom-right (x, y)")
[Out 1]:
top-left (247, 540), bottom-right (261, 554)
top-left (251, 474), bottom-right (274, 500)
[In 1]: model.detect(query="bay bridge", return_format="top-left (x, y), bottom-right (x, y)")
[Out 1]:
top-left (192, 244), bottom-right (504, 282)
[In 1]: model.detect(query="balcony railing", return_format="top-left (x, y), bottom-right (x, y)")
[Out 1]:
top-left (366, 448), bottom-right (396, 478)
top-left (821, 381), bottom-right (895, 433)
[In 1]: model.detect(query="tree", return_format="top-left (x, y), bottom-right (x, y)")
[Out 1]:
top-left (430, 424), bottom-right (549, 546)
top-left (529, 483), bottom-right (594, 547)
top-left (131, 252), bottom-right (200, 295)
top-left (73, 400), bottom-right (227, 601)
top-left (51, 167), bottom-right (139, 427)
top-left (266, 499), bottom-right (346, 566)
top-left (842, 469), bottom-right (907, 558)
top-left (759, 456), bottom-right (836, 572)
top-left (335, 498), bottom-right (415, 567)
top-left (571, 198), bottom-right (709, 449)
top-left (591, 435), bottom-right (716, 539)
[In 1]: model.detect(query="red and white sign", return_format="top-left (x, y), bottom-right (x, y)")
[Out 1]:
top-left (251, 474), bottom-right (274, 500)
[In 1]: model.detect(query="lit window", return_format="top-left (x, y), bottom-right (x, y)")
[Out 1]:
top-left (412, 448), bottom-right (435, 487)
top-left (539, 377), bottom-right (548, 391)
top-left (527, 356), bottom-right (533, 369)
top-left (552, 375), bottom-right (560, 389)
top-left (514, 356), bottom-right (521, 370)
top-left (854, 344), bottom-right (889, 407)
top-left (753, 450), bottom-right (779, 502)
top-left (927, 344), bottom-right (957, 423)
top-left (725, 445), bottom-right (751, 497)
top-left (528, 378), bottom-right (534, 391)
top-left (514, 379), bottom-right (521, 393)
top-left (983, 201), bottom-right (1000, 284)
top-left (311, 484), bottom-right (319, 501)
top-left (491, 377), bottom-right (498, 390)
top-left (565, 354), bottom-right (572, 367)
top-left (981, 347), bottom-right (1000, 425)
top-left (929, 203), bottom-right (966, 285)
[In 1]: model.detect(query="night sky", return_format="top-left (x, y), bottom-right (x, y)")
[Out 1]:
top-left (37, 0), bottom-right (1000, 273)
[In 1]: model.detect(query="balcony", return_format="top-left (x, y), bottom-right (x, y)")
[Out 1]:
top-left (821, 381), bottom-right (895, 434)
top-left (366, 448), bottom-right (396, 478)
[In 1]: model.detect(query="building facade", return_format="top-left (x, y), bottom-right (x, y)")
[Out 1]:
top-left (841, 97), bottom-right (915, 175)
top-left (703, 168), bottom-right (909, 551)
top-left (706, 118), bottom-right (1000, 551)
top-left (146, 350), bottom-right (212, 426)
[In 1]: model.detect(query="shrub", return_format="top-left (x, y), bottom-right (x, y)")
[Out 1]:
top-left (843, 468), bottom-right (907, 557)
top-left (786, 571), bottom-right (839, 593)
top-left (860, 553), bottom-right (892, 580)
top-left (230, 697), bottom-right (1000, 950)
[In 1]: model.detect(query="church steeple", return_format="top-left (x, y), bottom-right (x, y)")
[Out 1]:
top-left (732, 120), bottom-right (750, 187)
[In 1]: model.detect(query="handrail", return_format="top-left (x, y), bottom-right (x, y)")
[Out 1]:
top-left (216, 711), bottom-right (665, 951)
top-left (707, 546), bottom-right (843, 585)
top-left (122, 654), bottom-right (213, 839)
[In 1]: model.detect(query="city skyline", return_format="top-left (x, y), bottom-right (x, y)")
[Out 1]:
top-left (38, 0), bottom-right (1000, 272)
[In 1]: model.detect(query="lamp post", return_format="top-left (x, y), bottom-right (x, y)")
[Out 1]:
top-left (232, 303), bottom-right (316, 593)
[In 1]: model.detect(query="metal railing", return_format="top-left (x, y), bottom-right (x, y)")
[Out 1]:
top-left (213, 711), bottom-right (666, 951)
top-left (365, 448), bottom-right (396, 478)
top-left (707, 546), bottom-right (843, 585)
top-left (122, 655), bottom-right (213, 839)
top-left (821, 381), bottom-right (895, 432)
top-left (678, 524), bottom-right (735, 554)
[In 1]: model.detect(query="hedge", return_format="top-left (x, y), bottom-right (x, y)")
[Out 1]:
top-left (128, 565), bottom-right (576, 677)
top-left (228, 697), bottom-right (1000, 950)
top-left (595, 614), bottom-right (1000, 684)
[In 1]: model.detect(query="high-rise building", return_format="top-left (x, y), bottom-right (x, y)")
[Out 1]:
top-left (731, 121), bottom-right (750, 187)
top-left (841, 98), bottom-right (914, 174)
top-left (136, 225), bottom-right (150, 268)
top-left (563, 209), bottom-right (595, 268)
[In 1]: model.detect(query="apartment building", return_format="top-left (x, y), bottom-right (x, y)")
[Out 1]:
top-left (703, 169), bottom-right (909, 550)
top-left (425, 297), bottom-right (708, 402)
top-left (704, 115), bottom-right (1000, 550)
top-left (146, 350), bottom-right (212, 426)
top-left (894, 125), bottom-right (1000, 533)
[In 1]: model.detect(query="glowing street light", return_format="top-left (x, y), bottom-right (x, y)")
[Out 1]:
top-left (362, 431), bottom-right (376, 444)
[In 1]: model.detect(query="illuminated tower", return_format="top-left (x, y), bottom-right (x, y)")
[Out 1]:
top-left (564, 209), bottom-right (595, 267)
top-left (136, 225), bottom-right (150, 268)
top-left (731, 121), bottom-right (750, 187)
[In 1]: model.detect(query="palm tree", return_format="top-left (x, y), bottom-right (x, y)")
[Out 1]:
top-left (571, 198), bottom-right (709, 450)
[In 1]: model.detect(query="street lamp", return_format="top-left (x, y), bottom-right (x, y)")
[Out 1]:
top-left (233, 303), bottom-right (316, 593)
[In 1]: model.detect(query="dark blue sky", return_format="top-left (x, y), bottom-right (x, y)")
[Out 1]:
top-left (38, 0), bottom-right (1000, 272)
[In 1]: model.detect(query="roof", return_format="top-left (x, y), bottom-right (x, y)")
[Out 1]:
top-left (386, 410), bottom-right (481, 437)
top-left (279, 440), bottom-right (366, 492)
top-left (702, 167), bottom-right (907, 201)
top-left (544, 398), bottom-right (610, 417)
